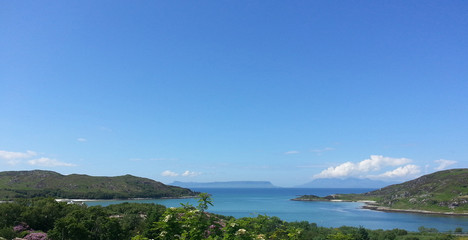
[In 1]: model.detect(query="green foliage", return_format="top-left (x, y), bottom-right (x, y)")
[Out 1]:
top-left (0, 170), bottom-right (197, 200)
top-left (361, 169), bottom-right (468, 213)
top-left (295, 169), bottom-right (468, 213)
top-left (197, 192), bottom-right (214, 212)
top-left (0, 197), bottom-right (457, 240)
top-left (0, 227), bottom-right (16, 240)
top-left (18, 197), bottom-right (69, 231)
top-left (328, 231), bottom-right (354, 240)
top-left (357, 226), bottom-right (370, 240)
top-left (0, 201), bottom-right (23, 228)
top-left (419, 226), bottom-right (439, 233)
top-left (146, 194), bottom-right (224, 239)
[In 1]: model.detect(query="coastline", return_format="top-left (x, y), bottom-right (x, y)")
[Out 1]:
top-left (55, 195), bottom-right (196, 203)
top-left (361, 204), bottom-right (468, 216)
top-left (292, 197), bottom-right (468, 216)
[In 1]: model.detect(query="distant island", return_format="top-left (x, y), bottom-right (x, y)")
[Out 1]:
top-left (170, 181), bottom-right (279, 188)
top-left (0, 170), bottom-right (197, 200)
top-left (296, 177), bottom-right (395, 188)
top-left (293, 168), bottom-right (468, 215)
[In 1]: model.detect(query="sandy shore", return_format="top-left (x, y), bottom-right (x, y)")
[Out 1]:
top-left (361, 204), bottom-right (468, 216)
top-left (292, 197), bottom-right (468, 216)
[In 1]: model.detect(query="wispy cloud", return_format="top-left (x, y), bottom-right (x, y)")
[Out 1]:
top-left (182, 170), bottom-right (201, 177)
top-left (0, 150), bottom-right (37, 165)
top-left (1, 150), bottom-right (76, 167)
top-left (0, 150), bottom-right (37, 160)
top-left (28, 157), bottom-right (77, 167)
top-left (161, 170), bottom-right (179, 177)
top-left (161, 170), bottom-right (202, 177)
top-left (373, 164), bottom-right (421, 179)
top-left (434, 159), bottom-right (457, 170)
top-left (313, 155), bottom-right (413, 180)
top-left (77, 138), bottom-right (87, 142)
top-left (284, 150), bottom-right (299, 155)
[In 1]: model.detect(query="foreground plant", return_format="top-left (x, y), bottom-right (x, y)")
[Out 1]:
top-left (23, 232), bottom-right (48, 240)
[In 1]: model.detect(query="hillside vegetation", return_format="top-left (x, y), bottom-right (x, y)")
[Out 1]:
top-left (294, 169), bottom-right (468, 214)
top-left (0, 197), bottom-right (459, 240)
top-left (0, 170), bottom-right (197, 200)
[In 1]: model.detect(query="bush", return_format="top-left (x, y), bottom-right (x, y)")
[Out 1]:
top-left (23, 232), bottom-right (48, 240)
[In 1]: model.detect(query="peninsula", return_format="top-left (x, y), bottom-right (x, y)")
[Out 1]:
top-left (293, 169), bottom-right (468, 215)
top-left (0, 170), bottom-right (197, 200)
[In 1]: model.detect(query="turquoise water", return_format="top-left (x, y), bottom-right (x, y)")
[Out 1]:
top-left (85, 188), bottom-right (468, 232)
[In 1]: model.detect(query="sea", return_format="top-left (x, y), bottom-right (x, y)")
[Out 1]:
top-left (85, 188), bottom-right (468, 232)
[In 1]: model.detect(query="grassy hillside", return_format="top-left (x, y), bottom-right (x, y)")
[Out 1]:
top-left (360, 168), bottom-right (468, 212)
top-left (0, 170), bottom-right (197, 200)
top-left (294, 169), bottom-right (468, 213)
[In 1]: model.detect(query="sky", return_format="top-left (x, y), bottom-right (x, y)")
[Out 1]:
top-left (1, 1), bottom-right (467, 187)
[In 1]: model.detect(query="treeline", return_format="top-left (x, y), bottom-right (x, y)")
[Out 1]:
top-left (1, 188), bottom-right (189, 200)
top-left (0, 195), bottom-right (460, 240)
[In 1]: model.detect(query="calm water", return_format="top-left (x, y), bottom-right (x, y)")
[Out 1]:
top-left (85, 188), bottom-right (468, 232)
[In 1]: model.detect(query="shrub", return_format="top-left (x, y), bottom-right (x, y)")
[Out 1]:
top-left (23, 232), bottom-right (48, 240)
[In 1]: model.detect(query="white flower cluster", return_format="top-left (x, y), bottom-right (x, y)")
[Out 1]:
top-left (235, 229), bottom-right (247, 235)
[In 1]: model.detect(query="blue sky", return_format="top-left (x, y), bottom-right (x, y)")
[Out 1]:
top-left (1, 1), bottom-right (467, 187)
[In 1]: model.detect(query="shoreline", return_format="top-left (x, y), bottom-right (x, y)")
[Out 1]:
top-left (292, 197), bottom-right (468, 216)
top-left (55, 195), bottom-right (196, 203)
top-left (361, 204), bottom-right (468, 216)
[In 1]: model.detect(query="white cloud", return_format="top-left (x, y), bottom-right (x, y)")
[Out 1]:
top-left (285, 151), bottom-right (299, 155)
top-left (357, 155), bottom-right (411, 172)
top-left (77, 138), bottom-right (87, 142)
top-left (376, 164), bottom-right (421, 179)
top-left (181, 170), bottom-right (201, 177)
top-left (0, 150), bottom-right (76, 168)
top-left (434, 159), bottom-right (457, 171)
top-left (161, 170), bottom-right (179, 177)
top-left (313, 155), bottom-right (412, 179)
top-left (0, 150), bottom-right (37, 160)
top-left (28, 157), bottom-right (77, 167)
top-left (161, 170), bottom-right (201, 177)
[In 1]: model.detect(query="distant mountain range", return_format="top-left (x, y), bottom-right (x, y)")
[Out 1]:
top-left (170, 181), bottom-right (279, 188)
top-left (0, 170), bottom-right (197, 200)
top-left (171, 178), bottom-right (393, 189)
top-left (296, 178), bottom-right (396, 188)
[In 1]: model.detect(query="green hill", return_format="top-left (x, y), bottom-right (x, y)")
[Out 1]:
top-left (0, 170), bottom-right (197, 200)
top-left (294, 169), bottom-right (468, 214)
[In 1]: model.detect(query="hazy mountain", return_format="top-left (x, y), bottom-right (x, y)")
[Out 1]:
top-left (296, 178), bottom-right (395, 188)
top-left (170, 181), bottom-right (279, 188)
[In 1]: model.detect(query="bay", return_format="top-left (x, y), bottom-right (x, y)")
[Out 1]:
top-left (85, 188), bottom-right (468, 232)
